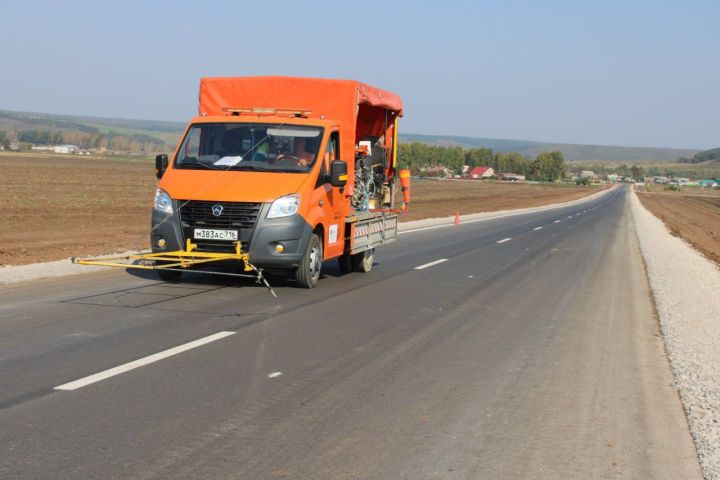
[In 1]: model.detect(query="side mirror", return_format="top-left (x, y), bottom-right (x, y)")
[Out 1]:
top-left (155, 154), bottom-right (168, 179)
top-left (330, 160), bottom-right (348, 187)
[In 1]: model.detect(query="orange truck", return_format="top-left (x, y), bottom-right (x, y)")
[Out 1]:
top-left (149, 76), bottom-right (408, 288)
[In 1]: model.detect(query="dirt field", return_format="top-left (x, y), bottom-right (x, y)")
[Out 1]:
top-left (404, 179), bottom-right (603, 222)
top-left (1, 154), bottom-right (156, 266)
top-left (637, 186), bottom-right (720, 265)
top-left (1, 154), bottom-right (602, 266)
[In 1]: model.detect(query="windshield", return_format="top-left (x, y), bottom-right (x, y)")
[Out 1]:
top-left (174, 123), bottom-right (323, 172)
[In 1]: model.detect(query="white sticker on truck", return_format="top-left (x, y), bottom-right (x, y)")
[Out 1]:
top-left (329, 224), bottom-right (338, 244)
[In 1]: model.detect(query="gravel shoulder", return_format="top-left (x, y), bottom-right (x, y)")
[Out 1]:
top-left (631, 191), bottom-right (720, 480)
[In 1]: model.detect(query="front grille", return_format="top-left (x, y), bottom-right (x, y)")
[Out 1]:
top-left (178, 200), bottom-right (263, 252)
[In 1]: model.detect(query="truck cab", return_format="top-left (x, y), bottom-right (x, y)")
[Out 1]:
top-left (152, 77), bottom-right (404, 288)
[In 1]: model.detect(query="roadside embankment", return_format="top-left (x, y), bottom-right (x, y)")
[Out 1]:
top-left (631, 191), bottom-right (720, 480)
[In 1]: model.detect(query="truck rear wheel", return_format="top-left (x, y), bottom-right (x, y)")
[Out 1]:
top-left (351, 248), bottom-right (374, 273)
top-left (295, 234), bottom-right (322, 288)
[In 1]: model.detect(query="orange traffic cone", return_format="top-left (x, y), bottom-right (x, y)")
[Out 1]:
top-left (454, 209), bottom-right (460, 225)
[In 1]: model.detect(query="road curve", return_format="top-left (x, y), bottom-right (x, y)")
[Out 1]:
top-left (0, 186), bottom-right (702, 479)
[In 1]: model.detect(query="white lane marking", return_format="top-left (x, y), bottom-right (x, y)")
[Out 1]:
top-left (533, 226), bottom-right (543, 231)
top-left (567, 215), bottom-right (573, 219)
top-left (397, 187), bottom-right (619, 235)
top-left (414, 258), bottom-right (449, 270)
top-left (268, 372), bottom-right (283, 379)
top-left (496, 238), bottom-right (512, 244)
top-left (54, 331), bottom-right (236, 391)
top-left (398, 189), bottom-right (616, 235)
top-left (554, 220), bottom-right (561, 223)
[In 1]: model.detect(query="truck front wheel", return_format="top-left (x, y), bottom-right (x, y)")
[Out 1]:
top-left (295, 234), bottom-right (323, 288)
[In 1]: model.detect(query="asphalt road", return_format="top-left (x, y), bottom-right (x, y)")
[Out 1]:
top-left (0, 186), bottom-right (702, 479)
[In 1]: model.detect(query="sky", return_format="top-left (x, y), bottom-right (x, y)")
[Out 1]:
top-left (1, 0), bottom-right (718, 149)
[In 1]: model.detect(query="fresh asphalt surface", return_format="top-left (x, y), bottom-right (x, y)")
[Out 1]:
top-left (0, 186), bottom-right (702, 479)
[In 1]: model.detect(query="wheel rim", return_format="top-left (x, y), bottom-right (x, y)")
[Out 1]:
top-left (363, 250), bottom-right (374, 270)
top-left (309, 245), bottom-right (322, 279)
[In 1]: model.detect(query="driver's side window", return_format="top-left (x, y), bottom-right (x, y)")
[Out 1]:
top-left (317, 131), bottom-right (339, 187)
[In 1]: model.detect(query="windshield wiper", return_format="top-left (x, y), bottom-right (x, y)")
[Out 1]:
top-left (180, 159), bottom-right (217, 169)
top-left (230, 164), bottom-right (273, 171)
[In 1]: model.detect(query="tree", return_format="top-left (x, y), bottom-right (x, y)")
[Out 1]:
top-left (530, 151), bottom-right (566, 182)
top-left (630, 164), bottom-right (644, 179)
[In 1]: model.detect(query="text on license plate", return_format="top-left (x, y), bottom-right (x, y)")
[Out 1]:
top-left (193, 228), bottom-right (238, 241)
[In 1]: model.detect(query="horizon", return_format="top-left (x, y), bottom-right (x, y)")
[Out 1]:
top-left (1, 1), bottom-right (718, 150)
top-left (0, 107), bottom-right (705, 152)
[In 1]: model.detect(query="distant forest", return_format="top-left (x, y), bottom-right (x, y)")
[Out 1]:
top-left (398, 142), bottom-right (567, 181)
top-left (679, 147), bottom-right (720, 164)
top-left (0, 128), bottom-right (166, 153)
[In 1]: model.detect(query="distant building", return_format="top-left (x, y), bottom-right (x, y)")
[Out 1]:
top-left (31, 145), bottom-right (53, 151)
top-left (497, 172), bottom-right (525, 181)
top-left (580, 170), bottom-right (597, 179)
top-left (421, 166), bottom-right (453, 178)
top-left (53, 145), bottom-right (80, 154)
top-left (654, 176), bottom-right (669, 184)
top-left (468, 166), bottom-right (494, 179)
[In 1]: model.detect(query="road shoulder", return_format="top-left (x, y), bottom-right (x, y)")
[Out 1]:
top-left (631, 190), bottom-right (720, 480)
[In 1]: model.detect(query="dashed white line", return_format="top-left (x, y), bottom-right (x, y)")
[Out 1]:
top-left (268, 372), bottom-right (283, 379)
top-left (567, 215), bottom-right (573, 219)
top-left (54, 331), bottom-right (236, 391)
top-left (554, 220), bottom-right (561, 223)
top-left (533, 226), bottom-right (543, 231)
top-left (496, 237), bottom-right (512, 244)
top-left (414, 258), bottom-right (449, 270)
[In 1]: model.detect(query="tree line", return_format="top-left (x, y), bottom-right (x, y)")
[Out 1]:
top-left (397, 142), bottom-right (567, 181)
top-left (679, 147), bottom-right (720, 164)
top-left (1, 129), bottom-right (168, 153)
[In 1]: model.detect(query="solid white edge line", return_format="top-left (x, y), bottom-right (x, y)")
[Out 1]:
top-left (414, 258), bottom-right (449, 270)
top-left (533, 226), bottom-right (543, 231)
top-left (496, 238), bottom-right (512, 244)
top-left (54, 331), bottom-right (237, 391)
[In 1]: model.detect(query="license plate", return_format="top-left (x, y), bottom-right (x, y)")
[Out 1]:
top-left (193, 228), bottom-right (238, 241)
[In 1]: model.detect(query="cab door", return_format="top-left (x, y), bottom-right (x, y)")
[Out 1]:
top-left (309, 130), bottom-right (344, 259)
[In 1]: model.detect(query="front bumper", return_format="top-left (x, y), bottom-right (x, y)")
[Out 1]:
top-left (150, 202), bottom-right (312, 270)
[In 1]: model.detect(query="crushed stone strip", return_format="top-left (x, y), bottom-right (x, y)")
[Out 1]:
top-left (631, 190), bottom-right (720, 480)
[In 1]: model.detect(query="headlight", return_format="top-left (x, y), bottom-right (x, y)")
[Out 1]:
top-left (267, 194), bottom-right (300, 218)
top-left (154, 188), bottom-right (173, 214)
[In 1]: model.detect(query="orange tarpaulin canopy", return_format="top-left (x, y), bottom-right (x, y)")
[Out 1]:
top-left (199, 76), bottom-right (403, 125)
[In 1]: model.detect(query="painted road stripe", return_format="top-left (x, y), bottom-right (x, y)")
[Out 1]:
top-left (533, 226), bottom-right (543, 231)
top-left (554, 220), bottom-right (561, 223)
top-left (398, 188), bottom-right (616, 235)
top-left (414, 258), bottom-right (449, 270)
top-left (54, 331), bottom-right (236, 391)
top-left (267, 372), bottom-right (283, 379)
top-left (497, 238), bottom-right (512, 244)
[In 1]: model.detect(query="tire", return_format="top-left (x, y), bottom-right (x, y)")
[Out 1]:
top-left (338, 253), bottom-right (353, 273)
top-left (295, 234), bottom-right (323, 288)
top-left (351, 248), bottom-right (374, 273)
